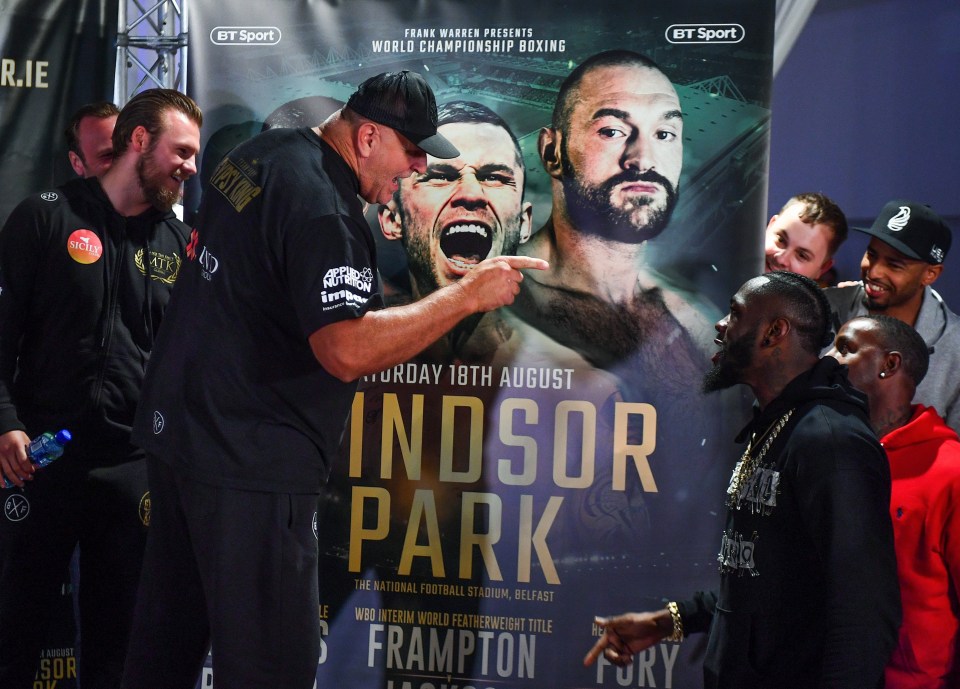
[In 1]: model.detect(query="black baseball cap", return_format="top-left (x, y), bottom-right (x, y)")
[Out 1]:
top-left (346, 71), bottom-right (459, 159)
top-left (855, 199), bottom-right (952, 265)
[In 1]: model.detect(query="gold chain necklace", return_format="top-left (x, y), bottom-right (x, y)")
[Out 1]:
top-left (727, 409), bottom-right (794, 509)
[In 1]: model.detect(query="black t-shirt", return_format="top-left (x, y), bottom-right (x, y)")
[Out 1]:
top-left (132, 127), bottom-right (382, 492)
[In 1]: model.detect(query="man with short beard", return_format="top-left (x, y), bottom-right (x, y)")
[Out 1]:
top-left (585, 271), bottom-right (900, 689)
top-left (513, 49), bottom-right (726, 522)
top-left (824, 199), bottom-right (959, 433)
top-left (515, 50), bottom-right (713, 369)
top-left (0, 88), bottom-right (201, 689)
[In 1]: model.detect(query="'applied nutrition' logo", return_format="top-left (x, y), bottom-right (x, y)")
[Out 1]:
top-left (67, 229), bottom-right (103, 264)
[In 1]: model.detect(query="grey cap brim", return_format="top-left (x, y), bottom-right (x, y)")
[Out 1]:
top-left (410, 131), bottom-right (460, 159)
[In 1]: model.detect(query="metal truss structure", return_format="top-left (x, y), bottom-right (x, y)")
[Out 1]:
top-left (114, 0), bottom-right (189, 105)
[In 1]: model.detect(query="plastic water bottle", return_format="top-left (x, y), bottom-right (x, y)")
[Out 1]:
top-left (2, 429), bottom-right (72, 488)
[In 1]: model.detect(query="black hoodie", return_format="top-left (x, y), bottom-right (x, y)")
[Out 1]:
top-left (0, 176), bottom-right (190, 461)
top-left (679, 357), bottom-right (901, 689)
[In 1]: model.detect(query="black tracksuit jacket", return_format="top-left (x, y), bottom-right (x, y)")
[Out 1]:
top-left (0, 176), bottom-right (190, 462)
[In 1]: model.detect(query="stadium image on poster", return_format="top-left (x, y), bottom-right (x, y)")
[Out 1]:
top-left (188, 1), bottom-right (774, 687)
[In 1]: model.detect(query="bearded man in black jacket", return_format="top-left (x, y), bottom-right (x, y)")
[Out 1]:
top-left (0, 88), bottom-right (202, 689)
top-left (585, 271), bottom-right (901, 689)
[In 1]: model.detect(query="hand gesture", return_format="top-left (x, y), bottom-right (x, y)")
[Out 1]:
top-left (456, 255), bottom-right (548, 313)
top-left (583, 610), bottom-right (672, 667)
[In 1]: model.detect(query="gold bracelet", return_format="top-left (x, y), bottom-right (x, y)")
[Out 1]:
top-left (665, 601), bottom-right (683, 643)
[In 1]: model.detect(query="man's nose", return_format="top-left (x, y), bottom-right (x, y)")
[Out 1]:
top-left (622, 135), bottom-right (654, 171)
top-left (450, 172), bottom-right (488, 210)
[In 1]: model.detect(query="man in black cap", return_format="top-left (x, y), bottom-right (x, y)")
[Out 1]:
top-left (825, 199), bottom-right (959, 433)
top-left (118, 71), bottom-right (546, 689)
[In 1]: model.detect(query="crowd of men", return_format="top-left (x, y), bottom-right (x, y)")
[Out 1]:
top-left (0, 51), bottom-right (957, 689)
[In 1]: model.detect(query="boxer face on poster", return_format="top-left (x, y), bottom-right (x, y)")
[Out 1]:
top-left (541, 62), bottom-right (682, 244)
top-left (379, 106), bottom-right (532, 297)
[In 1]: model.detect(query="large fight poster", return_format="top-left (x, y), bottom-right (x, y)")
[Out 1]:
top-left (188, 1), bottom-right (774, 687)
top-left (0, 0), bottom-right (117, 225)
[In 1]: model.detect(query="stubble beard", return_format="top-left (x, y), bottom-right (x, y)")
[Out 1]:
top-left (560, 149), bottom-right (678, 245)
top-left (399, 203), bottom-right (523, 296)
top-left (702, 326), bottom-right (758, 393)
top-left (137, 146), bottom-right (179, 213)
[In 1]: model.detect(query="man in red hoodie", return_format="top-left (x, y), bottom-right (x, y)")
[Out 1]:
top-left (830, 314), bottom-right (960, 688)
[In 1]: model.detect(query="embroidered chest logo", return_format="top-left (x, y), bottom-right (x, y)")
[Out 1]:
top-left (718, 529), bottom-right (759, 576)
top-left (133, 249), bottom-right (181, 285)
top-left (66, 229), bottom-right (103, 264)
top-left (134, 248), bottom-right (181, 284)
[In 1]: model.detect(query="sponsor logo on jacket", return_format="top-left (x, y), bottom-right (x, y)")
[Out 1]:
top-left (322, 266), bottom-right (373, 310)
top-left (134, 248), bottom-right (182, 284)
top-left (185, 228), bottom-right (220, 281)
top-left (66, 229), bottom-right (103, 264)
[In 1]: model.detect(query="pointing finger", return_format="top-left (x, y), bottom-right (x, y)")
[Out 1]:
top-left (498, 256), bottom-right (549, 271)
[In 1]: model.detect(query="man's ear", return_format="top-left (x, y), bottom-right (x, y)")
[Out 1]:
top-left (131, 125), bottom-right (149, 153)
top-left (518, 201), bottom-right (534, 243)
top-left (880, 351), bottom-right (903, 379)
top-left (68, 151), bottom-right (86, 177)
top-left (538, 126), bottom-right (563, 179)
top-left (378, 198), bottom-right (402, 241)
top-left (921, 263), bottom-right (943, 287)
top-left (356, 122), bottom-right (379, 159)
top-left (762, 316), bottom-right (790, 347)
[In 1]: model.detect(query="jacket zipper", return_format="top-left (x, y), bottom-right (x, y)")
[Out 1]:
top-left (91, 217), bottom-right (126, 409)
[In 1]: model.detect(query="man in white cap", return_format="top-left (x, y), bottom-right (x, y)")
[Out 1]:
top-left (119, 71), bottom-right (546, 689)
top-left (824, 199), bottom-right (959, 432)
